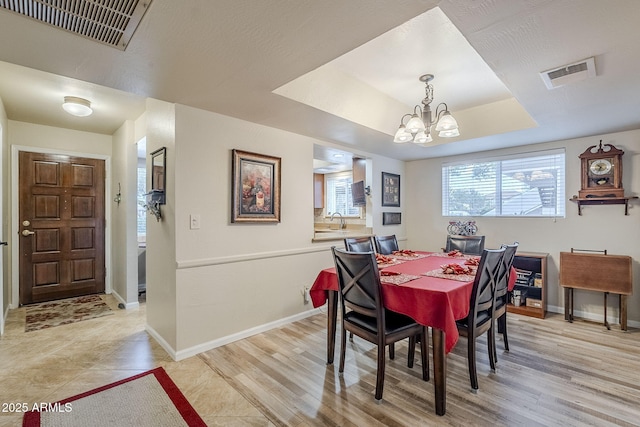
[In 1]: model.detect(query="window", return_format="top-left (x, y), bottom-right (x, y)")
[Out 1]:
top-left (137, 165), bottom-right (147, 237)
top-left (325, 172), bottom-right (360, 217)
top-left (442, 149), bottom-right (565, 217)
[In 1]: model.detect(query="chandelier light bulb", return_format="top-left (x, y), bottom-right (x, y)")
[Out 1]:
top-left (393, 125), bottom-right (413, 143)
top-left (405, 113), bottom-right (426, 134)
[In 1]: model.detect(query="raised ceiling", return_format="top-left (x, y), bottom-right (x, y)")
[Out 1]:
top-left (1, 0), bottom-right (640, 161)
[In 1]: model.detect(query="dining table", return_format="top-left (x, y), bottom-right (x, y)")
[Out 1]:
top-left (309, 250), bottom-right (516, 416)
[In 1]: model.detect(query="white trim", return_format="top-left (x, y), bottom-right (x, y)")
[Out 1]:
top-left (0, 122), bottom-right (3, 335)
top-left (10, 145), bottom-right (112, 308)
top-left (176, 245), bottom-right (332, 269)
top-left (110, 289), bottom-right (139, 310)
top-left (145, 323), bottom-right (177, 360)
top-left (173, 307), bottom-right (323, 361)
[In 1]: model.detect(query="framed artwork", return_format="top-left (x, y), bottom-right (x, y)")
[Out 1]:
top-left (231, 149), bottom-right (281, 223)
top-left (382, 172), bottom-right (400, 207)
top-left (382, 212), bottom-right (402, 225)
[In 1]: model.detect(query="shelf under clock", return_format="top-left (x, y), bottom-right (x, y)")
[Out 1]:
top-left (570, 195), bottom-right (638, 215)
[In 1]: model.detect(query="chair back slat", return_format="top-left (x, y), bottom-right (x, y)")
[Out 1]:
top-left (446, 235), bottom-right (485, 255)
top-left (332, 247), bottom-right (382, 320)
top-left (495, 242), bottom-right (519, 298)
top-left (468, 247), bottom-right (505, 326)
top-left (344, 237), bottom-right (374, 252)
top-left (374, 235), bottom-right (399, 255)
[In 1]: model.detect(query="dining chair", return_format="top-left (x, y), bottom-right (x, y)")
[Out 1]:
top-left (445, 235), bottom-right (485, 255)
top-left (455, 247), bottom-right (505, 391)
top-left (331, 247), bottom-right (429, 401)
top-left (492, 242), bottom-right (519, 361)
top-left (374, 235), bottom-right (399, 255)
top-left (344, 236), bottom-right (374, 252)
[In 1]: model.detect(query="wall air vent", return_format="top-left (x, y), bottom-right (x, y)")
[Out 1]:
top-left (0, 0), bottom-right (152, 50)
top-left (540, 57), bottom-right (596, 89)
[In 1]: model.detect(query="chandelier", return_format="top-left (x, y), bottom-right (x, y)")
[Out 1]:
top-left (393, 74), bottom-right (460, 144)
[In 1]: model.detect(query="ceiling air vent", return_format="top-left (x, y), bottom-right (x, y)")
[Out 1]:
top-left (540, 57), bottom-right (596, 89)
top-left (0, 0), bottom-right (152, 50)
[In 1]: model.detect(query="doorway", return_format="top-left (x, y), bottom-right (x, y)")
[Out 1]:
top-left (18, 151), bottom-right (106, 305)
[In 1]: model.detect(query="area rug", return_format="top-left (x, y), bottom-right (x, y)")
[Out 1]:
top-left (25, 295), bottom-right (113, 332)
top-left (23, 367), bottom-right (206, 427)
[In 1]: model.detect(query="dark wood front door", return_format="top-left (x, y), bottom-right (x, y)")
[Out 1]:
top-left (19, 151), bottom-right (105, 305)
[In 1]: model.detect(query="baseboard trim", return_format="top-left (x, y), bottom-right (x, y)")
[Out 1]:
top-left (173, 307), bottom-right (323, 361)
top-left (145, 323), bottom-right (179, 360)
top-left (109, 290), bottom-right (139, 310)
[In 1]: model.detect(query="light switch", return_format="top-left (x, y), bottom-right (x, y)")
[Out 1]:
top-left (190, 214), bottom-right (201, 230)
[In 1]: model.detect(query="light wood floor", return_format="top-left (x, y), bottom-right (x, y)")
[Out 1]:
top-left (0, 295), bottom-right (273, 427)
top-left (200, 311), bottom-right (640, 427)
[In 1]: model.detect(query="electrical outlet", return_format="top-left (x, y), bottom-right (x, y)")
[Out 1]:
top-left (302, 286), bottom-right (310, 304)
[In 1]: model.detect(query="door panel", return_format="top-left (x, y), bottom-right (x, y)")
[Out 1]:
top-left (19, 152), bottom-right (105, 305)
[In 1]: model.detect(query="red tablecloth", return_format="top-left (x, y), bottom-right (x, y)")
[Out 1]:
top-left (310, 252), bottom-right (516, 353)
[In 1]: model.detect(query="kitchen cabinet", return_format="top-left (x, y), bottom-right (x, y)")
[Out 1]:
top-left (314, 173), bottom-right (324, 208)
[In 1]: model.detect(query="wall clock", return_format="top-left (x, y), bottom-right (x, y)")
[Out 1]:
top-left (578, 140), bottom-right (624, 198)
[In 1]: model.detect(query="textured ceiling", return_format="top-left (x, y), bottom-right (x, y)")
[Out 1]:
top-left (1, 0), bottom-right (640, 163)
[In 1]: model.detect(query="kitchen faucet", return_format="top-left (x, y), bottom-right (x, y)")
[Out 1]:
top-left (330, 212), bottom-right (346, 229)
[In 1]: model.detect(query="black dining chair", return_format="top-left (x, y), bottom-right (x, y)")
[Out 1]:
top-left (455, 247), bottom-right (505, 391)
top-left (374, 235), bottom-right (399, 255)
top-left (445, 235), bottom-right (485, 255)
top-left (331, 247), bottom-right (429, 401)
top-left (492, 242), bottom-right (519, 361)
top-left (344, 236), bottom-right (374, 252)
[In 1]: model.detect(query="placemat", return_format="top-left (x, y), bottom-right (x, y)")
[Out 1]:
top-left (423, 269), bottom-right (476, 282)
top-left (379, 273), bottom-right (421, 285)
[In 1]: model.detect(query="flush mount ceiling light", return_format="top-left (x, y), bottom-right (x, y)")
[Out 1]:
top-left (393, 74), bottom-right (460, 145)
top-left (62, 96), bottom-right (93, 117)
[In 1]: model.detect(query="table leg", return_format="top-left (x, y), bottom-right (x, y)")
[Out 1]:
top-left (564, 287), bottom-right (574, 322)
top-left (604, 292), bottom-right (610, 330)
top-left (432, 328), bottom-right (446, 416)
top-left (620, 295), bottom-right (628, 331)
top-left (326, 290), bottom-right (338, 364)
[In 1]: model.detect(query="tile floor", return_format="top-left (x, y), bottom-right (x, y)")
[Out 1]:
top-left (0, 294), bottom-right (274, 427)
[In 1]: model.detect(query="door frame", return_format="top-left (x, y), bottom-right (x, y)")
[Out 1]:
top-left (10, 145), bottom-right (112, 307)
top-left (0, 123), bottom-right (4, 334)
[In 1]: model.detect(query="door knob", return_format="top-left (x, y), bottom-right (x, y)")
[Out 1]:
top-left (22, 230), bottom-right (35, 236)
top-left (0, 241), bottom-right (7, 246)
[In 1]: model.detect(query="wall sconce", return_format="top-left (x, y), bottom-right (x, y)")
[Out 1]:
top-left (113, 182), bottom-right (122, 205)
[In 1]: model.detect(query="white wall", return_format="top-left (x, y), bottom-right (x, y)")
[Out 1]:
top-left (144, 104), bottom-right (404, 358)
top-left (406, 129), bottom-right (640, 324)
top-left (144, 98), bottom-right (178, 352)
top-left (110, 120), bottom-right (139, 307)
top-left (0, 98), bottom-right (7, 333)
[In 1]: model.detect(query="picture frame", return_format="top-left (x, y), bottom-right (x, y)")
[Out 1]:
top-left (231, 149), bottom-right (281, 223)
top-left (382, 212), bottom-right (402, 225)
top-left (382, 172), bottom-right (400, 207)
